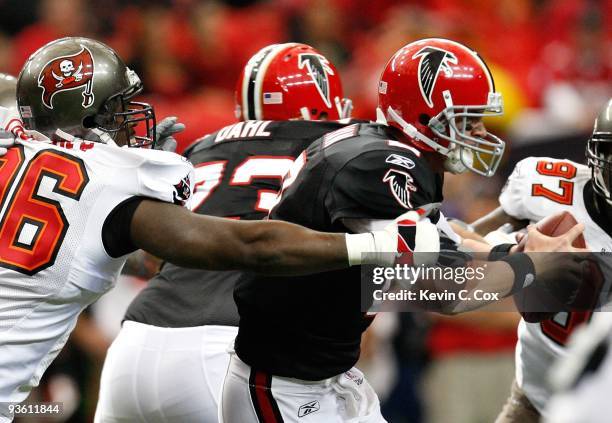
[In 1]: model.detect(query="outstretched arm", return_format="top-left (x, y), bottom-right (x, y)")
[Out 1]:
top-left (470, 206), bottom-right (528, 236)
top-left (131, 199), bottom-right (374, 276)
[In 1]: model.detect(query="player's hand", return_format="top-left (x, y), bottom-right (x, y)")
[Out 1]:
top-left (155, 116), bottom-right (185, 152)
top-left (523, 223), bottom-right (590, 253)
top-left (0, 130), bottom-right (17, 155)
top-left (520, 224), bottom-right (592, 313)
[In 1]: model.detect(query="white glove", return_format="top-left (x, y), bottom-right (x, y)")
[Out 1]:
top-left (345, 211), bottom-right (440, 266)
top-left (155, 116), bottom-right (185, 152)
top-left (483, 223), bottom-right (520, 246)
top-left (0, 130), bottom-right (17, 156)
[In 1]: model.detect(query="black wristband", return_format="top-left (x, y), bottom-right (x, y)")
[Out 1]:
top-left (500, 253), bottom-right (536, 296)
top-left (488, 243), bottom-right (516, 261)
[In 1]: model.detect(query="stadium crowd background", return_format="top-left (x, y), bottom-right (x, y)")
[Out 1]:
top-left (1, 0), bottom-right (610, 421)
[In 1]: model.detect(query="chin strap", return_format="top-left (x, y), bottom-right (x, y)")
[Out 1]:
top-left (340, 98), bottom-right (353, 119)
top-left (299, 107), bottom-right (311, 120)
top-left (385, 106), bottom-right (452, 156)
top-left (375, 107), bottom-right (387, 124)
top-left (52, 128), bottom-right (118, 146)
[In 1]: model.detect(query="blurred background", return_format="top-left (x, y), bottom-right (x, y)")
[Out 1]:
top-left (3, 0), bottom-right (610, 421)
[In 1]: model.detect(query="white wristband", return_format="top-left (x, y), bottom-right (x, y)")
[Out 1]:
top-left (345, 232), bottom-right (395, 266)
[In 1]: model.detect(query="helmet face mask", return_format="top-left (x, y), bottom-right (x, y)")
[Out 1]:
top-left (587, 99), bottom-right (612, 202)
top-left (235, 43), bottom-right (350, 121)
top-left (588, 140), bottom-right (612, 201)
top-left (17, 37), bottom-right (156, 148)
top-left (378, 38), bottom-right (505, 177)
top-left (430, 93), bottom-right (505, 176)
top-left (93, 82), bottom-right (156, 148)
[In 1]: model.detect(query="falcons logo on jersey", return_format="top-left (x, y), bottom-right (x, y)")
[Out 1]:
top-left (412, 46), bottom-right (458, 108)
top-left (383, 169), bottom-right (417, 209)
top-left (298, 53), bottom-right (335, 108)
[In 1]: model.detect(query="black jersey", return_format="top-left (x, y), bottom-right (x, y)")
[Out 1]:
top-left (124, 120), bottom-right (354, 327)
top-left (234, 123), bottom-right (444, 380)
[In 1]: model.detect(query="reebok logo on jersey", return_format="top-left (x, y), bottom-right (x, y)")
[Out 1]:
top-left (386, 154), bottom-right (415, 170)
top-left (298, 400), bottom-right (320, 418)
top-left (383, 168), bottom-right (417, 209)
top-left (344, 370), bottom-right (364, 385)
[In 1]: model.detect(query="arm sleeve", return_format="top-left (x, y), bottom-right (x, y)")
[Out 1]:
top-left (327, 149), bottom-right (437, 222)
top-left (135, 149), bottom-right (195, 206)
top-left (101, 196), bottom-right (147, 258)
top-left (98, 150), bottom-right (195, 259)
top-left (498, 157), bottom-right (537, 220)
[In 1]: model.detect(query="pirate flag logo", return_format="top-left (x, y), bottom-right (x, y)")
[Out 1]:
top-left (173, 174), bottom-right (192, 206)
top-left (38, 46), bottom-right (95, 109)
top-left (412, 46), bottom-right (458, 108)
top-left (298, 53), bottom-right (335, 108)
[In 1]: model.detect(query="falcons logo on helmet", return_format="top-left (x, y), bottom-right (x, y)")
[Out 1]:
top-left (383, 169), bottom-right (417, 209)
top-left (298, 53), bottom-right (335, 108)
top-left (412, 46), bottom-right (458, 108)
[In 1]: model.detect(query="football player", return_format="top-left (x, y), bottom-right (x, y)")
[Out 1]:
top-left (94, 42), bottom-right (355, 423)
top-left (471, 98), bottom-right (612, 422)
top-left (545, 314), bottom-right (612, 423)
top-left (0, 73), bottom-right (16, 109)
top-left (0, 37), bottom-right (417, 423)
top-left (0, 74), bottom-right (19, 155)
top-left (220, 38), bottom-right (589, 423)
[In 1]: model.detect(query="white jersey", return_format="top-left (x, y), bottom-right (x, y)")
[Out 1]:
top-left (499, 156), bottom-right (612, 413)
top-left (0, 139), bottom-right (193, 420)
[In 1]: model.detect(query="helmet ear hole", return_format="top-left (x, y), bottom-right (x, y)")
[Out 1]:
top-left (82, 115), bottom-right (96, 129)
top-left (419, 114), bottom-right (430, 126)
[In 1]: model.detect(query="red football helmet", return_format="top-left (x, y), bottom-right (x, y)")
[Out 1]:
top-left (378, 38), bottom-right (505, 176)
top-left (235, 43), bottom-right (351, 121)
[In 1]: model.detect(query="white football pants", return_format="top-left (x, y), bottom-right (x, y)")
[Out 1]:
top-left (95, 321), bottom-right (237, 422)
top-left (220, 351), bottom-right (387, 423)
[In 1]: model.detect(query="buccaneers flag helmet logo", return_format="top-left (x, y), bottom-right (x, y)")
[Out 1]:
top-left (37, 46), bottom-right (95, 109)
top-left (173, 174), bottom-right (192, 206)
top-left (412, 46), bottom-right (458, 108)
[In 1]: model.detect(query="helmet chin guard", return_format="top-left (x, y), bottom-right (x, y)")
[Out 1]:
top-left (385, 91), bottom-right (505, 176)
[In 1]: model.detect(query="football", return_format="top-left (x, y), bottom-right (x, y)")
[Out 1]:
top-left (536, 211), bottom-right (586, 248)
top-left (516, 210), bottom-right (585, 251)
top-left (514, 211), bottom-right (600, 323)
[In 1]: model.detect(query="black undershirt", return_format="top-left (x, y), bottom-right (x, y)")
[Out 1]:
top-left (101, 196), bottom-right (146, 258)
